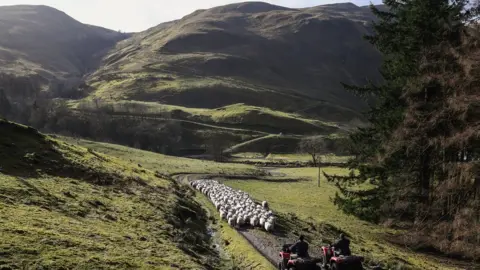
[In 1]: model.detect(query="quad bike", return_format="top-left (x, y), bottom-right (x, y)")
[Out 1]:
top-left (320, 242), bottom-right (364, 270)
top-left (278, 244), bottom-right (321, 270)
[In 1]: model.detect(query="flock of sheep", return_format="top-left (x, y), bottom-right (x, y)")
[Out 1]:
top-left (190, 179), bottom-right (276, 232)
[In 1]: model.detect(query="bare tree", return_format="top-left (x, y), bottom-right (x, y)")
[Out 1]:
top-left (298, 136), bottom-right (327, 166)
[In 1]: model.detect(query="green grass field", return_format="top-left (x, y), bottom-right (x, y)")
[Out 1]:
top-left (230, 152), bottom-right (352, 163)
top-left (54, 136), bottom-right (463, 270)
top-left (0, 121), bottom-right (219, 269)
top-left (60, 137), bottom-right (261, 176)
top-left (63, 136), bottom-right (277, 269)
top-left (223, 167), bottom-right (460, 270)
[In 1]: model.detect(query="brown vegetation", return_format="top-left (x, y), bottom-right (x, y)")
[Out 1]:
top-left (386, 26), bottom-right (480, 259)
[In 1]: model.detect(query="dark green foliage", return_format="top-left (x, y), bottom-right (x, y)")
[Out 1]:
top-left (327, 0), bottom-right (480, 259)
top-left (0, 88), bottom-right (10, 117)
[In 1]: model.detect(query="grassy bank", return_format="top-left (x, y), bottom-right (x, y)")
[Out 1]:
top-left (62, 135), bottom-right (277, 269)
top-left (0, 121), bottom-right (218, 269)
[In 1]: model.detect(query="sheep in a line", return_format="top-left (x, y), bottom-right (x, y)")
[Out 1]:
top-left (190, 179), bottom-right (276, 232)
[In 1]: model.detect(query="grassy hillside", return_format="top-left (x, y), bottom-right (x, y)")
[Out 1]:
top-left (0, 2), bottom-right (374, 153)
top-left (86, 1), bottom-right (381, 123)
top-left (60, 136), bottom-right (262, 176)
top-left (223, 168), bottom-right (467, 270)
top-left (0, 5), bottom-right (128, 104)
top-left (0, 120), bottom-right (220, 269)
top-left (0, 5), bottom-right (128, 79)
top-left (224, 134), bottom-right (301, 154)
top-left (62, 137), bottom-right (278, 269)
top-left (62, 136), bottom-right (473, 269)
top-left (73, 100), bottom-right (340, 135)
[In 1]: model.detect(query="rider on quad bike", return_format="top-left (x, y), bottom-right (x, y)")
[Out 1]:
top-left (278, 235), bottom-right (321, 270)
top-left (289, 235), bottom-right (310, 259)
top-left (332, 233), bottom-right (351, 256)
top-left (321, 233), bottom-right (364, 270)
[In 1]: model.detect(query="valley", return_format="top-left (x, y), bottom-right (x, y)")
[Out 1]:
top-left (0, 2), bottom-right (377, 154)
top-left (0, 0), bottom-right (479, 269)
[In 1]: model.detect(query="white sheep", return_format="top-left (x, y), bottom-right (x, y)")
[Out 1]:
top-left (259, 217), bottom-right (266, 227)
top-left (250, 216), bottom-right (258, 226)
top-left (220, 210), bottom-right (227, 220)
top-left (237, 216), bottom-right (245, 226)
top-left (262, 201), bottom-right (269, 209)
top-left (264, 221), bottom-right (274, 232)
top-left (228, 217), bottom-right (236, 227)
top-left (190, 179), bottom-right (276, 232)
top-left (267, 216), bottom-right (276, 225)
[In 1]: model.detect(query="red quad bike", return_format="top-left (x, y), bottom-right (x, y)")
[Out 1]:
top-left (278, 244), bottom-right (322, 270)
top-left (320, 242), bottom-right (364, 270)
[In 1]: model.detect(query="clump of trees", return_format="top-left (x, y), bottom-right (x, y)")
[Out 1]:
top-left (204, 131), bottom-right (234, 162)
top-left (325, 0), bottom-right (480, 259)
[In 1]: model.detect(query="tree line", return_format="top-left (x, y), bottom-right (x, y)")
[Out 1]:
top-left (0, 92), bottom-right (244, 158)
top-left (325, 0), bottom-right (480, 260)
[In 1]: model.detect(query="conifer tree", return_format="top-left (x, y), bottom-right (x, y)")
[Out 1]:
top-left (327, 0), bottom-right (477, 222)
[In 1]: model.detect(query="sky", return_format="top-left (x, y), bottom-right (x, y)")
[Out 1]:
top-left (0, 0), bottom-right (383, 32)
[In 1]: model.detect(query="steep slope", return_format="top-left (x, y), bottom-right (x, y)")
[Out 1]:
top-left (0, 120), bottom-right (218, 268)
top-left (88, 1), bottom-right (383, 122)
top-left (0, 5), bottom-right (129, 101)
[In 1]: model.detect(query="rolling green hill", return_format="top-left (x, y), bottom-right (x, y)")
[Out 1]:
top-left (0, 5), bottom-right (128, 102)
top-left (73, 100), bottom-right (341, 135)
top-left (0, 2), bottom-right (381, 154)
top-left (87, 1), bottom-right (382, 123)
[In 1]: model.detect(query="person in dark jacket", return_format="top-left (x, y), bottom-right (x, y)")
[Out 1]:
top-left (333, 233), bottom-right (351, 256)
top-left (289, 235), bottom-right (310, 258)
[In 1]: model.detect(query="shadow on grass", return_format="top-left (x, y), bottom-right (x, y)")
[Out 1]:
top-left (0, 121), bottom-right (123, 185)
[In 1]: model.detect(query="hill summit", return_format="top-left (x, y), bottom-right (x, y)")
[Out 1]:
top-left (86, 1), bottom-right (383, 122)
top-left (0, 2), bottom-right (384, 152)
top-left (0, 5), bottom-right (128, 102)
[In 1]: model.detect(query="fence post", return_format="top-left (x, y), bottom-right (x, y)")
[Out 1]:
top-left (317, 157), bottom-right (321, 187)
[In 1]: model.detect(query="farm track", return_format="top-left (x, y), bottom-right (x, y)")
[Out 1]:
top-left (71, 109), bottom-right (271, 135)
